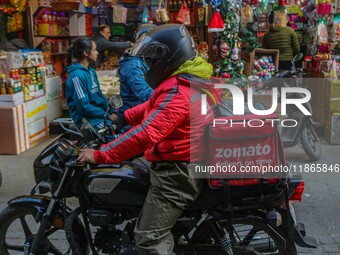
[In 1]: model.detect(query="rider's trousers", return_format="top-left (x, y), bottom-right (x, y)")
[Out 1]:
top-left (134, 161), bottom-right (205, 255)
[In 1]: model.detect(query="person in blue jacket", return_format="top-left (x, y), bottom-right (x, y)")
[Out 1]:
top-left (118, 24), bottom-right (156, 116)
top-left (66, 37), bottom-right (117, 130)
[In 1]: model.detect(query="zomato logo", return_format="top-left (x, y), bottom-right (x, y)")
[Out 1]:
top-left (215, 144), bottom-right (272, 158)
top-left (201, 84), bottom-right (312, 116)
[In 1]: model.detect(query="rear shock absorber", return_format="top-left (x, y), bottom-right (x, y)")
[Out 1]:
top-left (206, 215), bottom-right (233, 255)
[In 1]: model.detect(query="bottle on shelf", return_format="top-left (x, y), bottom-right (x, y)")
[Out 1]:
top-left (0, 74), bottom-right (7, 95)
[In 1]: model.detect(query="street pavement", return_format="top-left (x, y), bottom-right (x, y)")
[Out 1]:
top-left (0, 135), bottom-right (339, 254)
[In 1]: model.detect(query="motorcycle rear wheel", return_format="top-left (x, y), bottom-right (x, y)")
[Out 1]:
top-left (301, 125), bottom-right (321, 162)
top-left (191, 217), bottom-right (297, 255)
top-left (0, 205), bottom-right (86, 255)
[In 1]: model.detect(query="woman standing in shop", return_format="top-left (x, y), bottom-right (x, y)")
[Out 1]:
top-left (66, 37), bottom-right (117, 130)
top-left (262, 10), bottom-right (300, 70)
top-left (92, 24), bottom-right (131, 69)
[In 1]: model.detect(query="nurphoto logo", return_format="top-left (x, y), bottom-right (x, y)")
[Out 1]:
top-left (200, 84), bottom-right (312, 128)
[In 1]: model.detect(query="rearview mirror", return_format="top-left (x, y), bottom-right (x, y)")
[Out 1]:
top-left (80, 118), bottom-right (105, 143)
top-left (109, 95), bottom-right (123, 109)
top-left (293, 53), bottom-right (303, 62)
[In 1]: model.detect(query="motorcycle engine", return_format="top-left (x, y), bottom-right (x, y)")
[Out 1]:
top-left (94, 227), bottom-right (121, 254)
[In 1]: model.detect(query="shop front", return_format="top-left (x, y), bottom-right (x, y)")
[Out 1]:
top-left (0, 0), bottom-right (339, 154)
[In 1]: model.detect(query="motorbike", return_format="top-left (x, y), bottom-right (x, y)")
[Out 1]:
top-left (236, 54), bottom-right (321, 162)
top-left (0, 96), bottom-right (317, 255)
top-left (271, 53), bottom-right (321, 162)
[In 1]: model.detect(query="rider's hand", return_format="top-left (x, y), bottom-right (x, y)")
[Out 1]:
top-left (77, 149), bottom-right (96, 164)
top-left (112, 117), bottom-right (126, 133)
top-left (109, 113), bottom-right (118, 122)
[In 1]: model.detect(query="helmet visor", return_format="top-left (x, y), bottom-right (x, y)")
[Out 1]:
top-left (129, 34), bottom-right (168, 59)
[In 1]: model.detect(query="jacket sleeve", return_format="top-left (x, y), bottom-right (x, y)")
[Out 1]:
top-left (126, 62), bottom-right (153, 102)
top-left (291, 29), bottom-right (300, 56)
top-left (70, 75), bottom-right (107, 118)
top-left (93, 87), bottom-right (189, 164)
top-left (124, 101), bottom-right (148, 126)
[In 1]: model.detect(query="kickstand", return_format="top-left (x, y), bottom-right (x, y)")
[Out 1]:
top-left (184, 233), bottom-right (198, 255)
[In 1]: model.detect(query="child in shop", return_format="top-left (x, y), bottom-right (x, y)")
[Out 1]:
top-left (66, 37), bottom-right (117, 130)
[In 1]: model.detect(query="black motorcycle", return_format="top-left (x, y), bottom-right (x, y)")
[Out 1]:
top-left (273, 54), bottom-right (321, 161)
top-left (0, 98), bottom-right (316, 255)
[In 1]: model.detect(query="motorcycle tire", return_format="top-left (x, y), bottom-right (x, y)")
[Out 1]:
top-left (191, 217), bottom-right (297, 255)
top-left (301, 125), bottom-right (321, 162)
top-left (0, 205), bottom-right (88, 255)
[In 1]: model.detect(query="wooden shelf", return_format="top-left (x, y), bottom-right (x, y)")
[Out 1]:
top-left (34, 35), bottom-right (75, 38)
top-left (51, 52), bottom-right (68, 55)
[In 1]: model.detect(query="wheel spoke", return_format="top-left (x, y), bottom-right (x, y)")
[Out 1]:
top-left (20, 216), bottom-right (33, 238)
top-left (49, 242), bottom-right (65, 255)
top-left (44, 226), bottom-right (59, 237)
top-left (4, 243), bottom-right (25, 252)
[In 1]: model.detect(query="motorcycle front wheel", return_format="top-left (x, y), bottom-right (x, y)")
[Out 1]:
top-left (191, 217), bottom-right (297, 255)
top-left (301, 125), bottom-right (321, 162)
top-left (0, 205), bottom-right (86, 255)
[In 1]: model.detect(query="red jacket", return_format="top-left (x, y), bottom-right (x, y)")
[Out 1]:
top-left (94, 75), bottom-right (220, 164)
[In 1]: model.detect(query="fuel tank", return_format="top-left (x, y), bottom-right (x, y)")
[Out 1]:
top-left (85, 160), bottom-right (150, 207)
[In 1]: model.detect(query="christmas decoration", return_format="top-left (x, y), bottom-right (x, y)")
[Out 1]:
top-left (317, 19), bottom-right (329, 53)
top-left (142, 6), bottom-right (149, 23)
top-left (241, 4), bottom-right (253, 25)
top-left (6, 12), bottom-right (23, 32)
top-left (239, 29), bottom-right (258, 55)
top-left (252, 56), bottom-right (276, 78)
top-left (316, 0), bottom-right (332, 16)
top-left (220, 41), bottom-right (229, 58)
top-left (243, 0), bottom-right (258, 6)
top-left (231, 41), bottom-right (239, 61)
top-left (211, 0), bottom-right (247, 84)
top-left (198, 42), bottom-right (209, 62)
top-left (329, 58), bottom-right (338, 79)
top-left (208, 10), bottom-right (224, 32)
top-left (9, 0), bottom-right (27, 11)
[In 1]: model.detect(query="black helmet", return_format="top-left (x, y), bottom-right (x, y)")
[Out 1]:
top-left (129, 24), bottom-right (196, 89)
top-left (134, 24), bottom-right (156, 42)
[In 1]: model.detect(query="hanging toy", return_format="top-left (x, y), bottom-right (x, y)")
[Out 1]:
top-left (142, 6), bottom-right (149, 24)
top-left (334, 14), bottom-right (340, 41)
top-left (241, 4), bottom-right (253, 24)
top-left (220, 41), bottom-right (229, 58)
top-left (316, 0), bottom-right (332, 16)
top-left (222, 72), bottom-right (231, 79)
top-left (262, 0), bottom-right (269, 12)
top-left (329, 58), bottom-right (338, 79)
top-left (198, 42), bottom-right (209, 62)
top-left (231, 41), bottom-right (239, 61)
top-left (317, 19), bottom-right (329, 53)
top-left (9, 0), bottom-right (27, 11)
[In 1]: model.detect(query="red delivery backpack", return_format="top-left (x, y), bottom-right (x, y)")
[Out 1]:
top-left (206, 112), bottom-right (288, 188)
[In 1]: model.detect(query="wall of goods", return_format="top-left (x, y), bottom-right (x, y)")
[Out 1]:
top-left (0, 0), bottom-right (340, 154)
